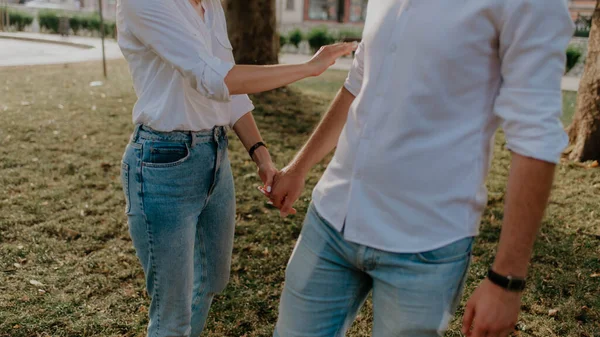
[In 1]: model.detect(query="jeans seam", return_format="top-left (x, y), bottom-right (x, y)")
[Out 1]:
top-left (333, 284), bottom-right (366, 337)
top-left (192, 221), bottom-right (209, 310)
top-left (139, 147), bottom-right (161, 336)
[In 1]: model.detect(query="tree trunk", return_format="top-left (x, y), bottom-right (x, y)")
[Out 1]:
top-left (568, 0), bottom-right (600, 162)
top-left (224, 0), bottom-right (279, 65)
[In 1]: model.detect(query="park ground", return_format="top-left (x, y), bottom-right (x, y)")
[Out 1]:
top-left (0, 60), bottom-right (599, 337)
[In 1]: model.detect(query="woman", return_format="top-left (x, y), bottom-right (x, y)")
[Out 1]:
top-left (117, 0), bottom-right (356, 336)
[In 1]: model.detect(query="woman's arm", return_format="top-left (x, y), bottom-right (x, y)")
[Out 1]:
top-left (232, 113), bottom-right (280, 195)
top-left (225, 43), bottom-right (357, 95)
top-left (122, 0), bottom-right (356, 101)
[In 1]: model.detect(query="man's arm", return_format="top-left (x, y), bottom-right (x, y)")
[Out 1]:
top-left (269, 87), bottom-right (356, 216)
top-left (462, 153), bottom-right (556, 337)
top-left (462, 1), bottom-right (574, 336)
top-left (492, 154), bottom-right (556, 278)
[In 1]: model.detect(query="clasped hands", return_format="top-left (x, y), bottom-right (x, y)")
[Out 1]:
top-left (256, 161), bottom-right (305, 217)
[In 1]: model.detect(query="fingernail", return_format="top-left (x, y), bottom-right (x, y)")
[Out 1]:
top-left (267, 186), bottom-right (272, 193)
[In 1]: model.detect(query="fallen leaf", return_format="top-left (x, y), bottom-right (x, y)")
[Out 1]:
top-left (89, 81), bottom-right (104, 87)
top-left (38, 289), bottom-right (46, 294)
top-left (29, 280), bottom-right (44, 287)
top-left (591, 273), bottom-right (600, 278)
top-left (57, 104), bottom-right (64, 109)
top-left (549, 309), bottom-right (559, 317)
top-left (13, 263), bottom-right (21, 268)
top-left (20, 101), bottom-right (31, 106)
top-left (589, 161), bottom-right (599, 168)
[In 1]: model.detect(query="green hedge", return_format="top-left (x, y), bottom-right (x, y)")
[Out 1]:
top-left (279, 33), bottom-right (288, 48)
top-left (39, 10), bottom-right (60, 33)
top-left (38, 11), bottom-right (116, 37)
top-left (307, 26), bottom-right (335, 52)
top-left (566, 47), bottom-right (583, 73)
top-left (8, 10), bottom-right (34, 31)
top-left (337, 28), bottom-right (362, 41)
top-left (288, 28), bottom-right (303, 48)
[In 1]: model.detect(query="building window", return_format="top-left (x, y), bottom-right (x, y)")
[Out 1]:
top-left (286, 0), bottom-right (295, 10)
top-left (349, 0), bottom-right (367, 22)
top-left (307, 0), bottom-right (341, 21)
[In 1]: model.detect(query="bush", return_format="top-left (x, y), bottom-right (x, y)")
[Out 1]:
top-left (307, 26), bottom-right (334, 52)
top-left (87, 15), bottom-right (102, 34)
top-left (566, 47), bottom-right (582, 73)
top-left (288, 28), bottom-right (303, 48)
top-left (69, 16), bottom-right (82, 35)
top-left (574, 29), bottom-right (590, 38)
top-left (39, 10), bottom-right (60, 33)
top-left (337, 28), bottom-right (362, 42)
top-left (279, 33), bottom-right (288, 48)
top-left (8, 10), bottom-right (34, 31)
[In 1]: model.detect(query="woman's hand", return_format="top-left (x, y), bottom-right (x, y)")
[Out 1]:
top-left (257, 160), bottom-right (278, 195)
top-left (306, 42), bottom-right (359, 77)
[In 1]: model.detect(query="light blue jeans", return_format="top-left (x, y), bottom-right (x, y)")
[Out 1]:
top-left (121, 125), bottom-right (235, 337)
top-left (274, 204), bottom-right (473, 337)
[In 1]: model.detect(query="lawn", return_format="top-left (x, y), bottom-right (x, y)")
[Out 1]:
top-left (0, 61), bottom-right (598, 337)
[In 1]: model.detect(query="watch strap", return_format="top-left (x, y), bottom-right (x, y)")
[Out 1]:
top-left (487, 269), bottom-right (526, 292)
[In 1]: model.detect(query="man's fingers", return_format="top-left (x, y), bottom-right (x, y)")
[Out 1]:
top-left (462, 303), bottom-right (475, 336)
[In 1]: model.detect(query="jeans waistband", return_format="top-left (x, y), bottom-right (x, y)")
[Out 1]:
top-left (131, 124), bottom-right (227, 147)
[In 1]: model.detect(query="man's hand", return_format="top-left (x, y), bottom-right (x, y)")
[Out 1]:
top-left (269, 165), bottom-right (306, 217)
top-left (462, 279), bottom-right (521, 337)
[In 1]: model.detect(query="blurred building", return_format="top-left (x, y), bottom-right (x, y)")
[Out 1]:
top-left (277, 0), bottom-right (368, 30)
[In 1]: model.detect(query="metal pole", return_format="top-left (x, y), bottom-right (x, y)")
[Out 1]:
top-left (98, 0), bottom-right (107, 78)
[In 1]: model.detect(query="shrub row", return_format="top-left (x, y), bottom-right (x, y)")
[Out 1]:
top-left (6, 9), bottom-right (116, 37)
top-left (7, 9), bottom-right (34, 31)
top-left (280, 26), bottom-right (363, 52)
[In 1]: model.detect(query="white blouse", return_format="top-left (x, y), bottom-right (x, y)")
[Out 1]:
top-left (117, 0), bottom-right (254, 131)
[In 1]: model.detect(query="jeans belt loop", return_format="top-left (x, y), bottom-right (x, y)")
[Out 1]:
top-left (131, 124), bottom-right (142, 143)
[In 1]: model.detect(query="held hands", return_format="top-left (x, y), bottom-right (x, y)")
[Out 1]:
top-left (258, 164), bottom-right (306, 217)
top-left (462, 279), bottom-right (522, 337)
top-left (307, 42), bottom-right (359, 77)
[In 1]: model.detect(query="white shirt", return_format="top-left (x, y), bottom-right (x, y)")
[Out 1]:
top-left (117, 0), bottom-right (254, 131)
top-left (312, 0), bottom-right (574, 253)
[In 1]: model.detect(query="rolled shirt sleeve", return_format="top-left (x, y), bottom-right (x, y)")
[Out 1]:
top-left (121, 0), bottom-right (234, 102)
top-left (344, 41), bottom-right (366, 97)
top-left (493, 0), bottom-right (575, 163)
top-left (229, 94), bottom-right (255, 128)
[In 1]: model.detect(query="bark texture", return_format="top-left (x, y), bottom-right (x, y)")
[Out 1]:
top-left (224, 0), bottom-right (279, 65)
top-left (568, 1), bottom-right (600, 162)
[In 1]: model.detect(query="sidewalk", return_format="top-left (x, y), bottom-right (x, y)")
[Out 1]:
top-left (0, 32), bottom-right (582, 92)
top-left (0, 32), bottom-right (123, 67)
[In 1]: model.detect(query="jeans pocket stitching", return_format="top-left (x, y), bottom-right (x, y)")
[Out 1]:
top-left (142, 142), bottom-right (192, 168)
top-left (121, 162), bottom-right (131, 214)
top-left (416, 240), bottom-right (473, 264)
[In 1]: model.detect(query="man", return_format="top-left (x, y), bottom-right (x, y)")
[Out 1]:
top-left (266, 1), bottom-right (574, 336)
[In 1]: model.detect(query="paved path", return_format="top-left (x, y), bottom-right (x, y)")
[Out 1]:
top-left (0, 32), bottom-right (582, 92)
top-left (0, 32), bottom-right (122, 67)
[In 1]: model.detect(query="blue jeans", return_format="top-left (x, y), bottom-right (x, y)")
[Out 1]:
top-left (274, 204), bottom-right (473, 337)
top-left (121, 125), bottom-right (235, 337)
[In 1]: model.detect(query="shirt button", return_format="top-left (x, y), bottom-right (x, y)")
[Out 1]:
top-left (390, 44), bottom-right (398, 53)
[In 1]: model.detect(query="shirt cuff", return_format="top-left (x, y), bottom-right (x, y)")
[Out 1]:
top-left (229, 94), bottom-right (255, 128)
top-left (496, 88), bottom-right (568, 164)
top-left (197, 55), bottom-right (235, 102)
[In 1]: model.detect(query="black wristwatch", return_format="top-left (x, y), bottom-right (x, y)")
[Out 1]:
top-left (248, 142), bottom-right (267, 160)
top-left (487, 269), bottom-right (526, 292)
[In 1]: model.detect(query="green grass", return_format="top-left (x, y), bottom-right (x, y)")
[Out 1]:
top-left (0, 62), bottom-right (598, 337)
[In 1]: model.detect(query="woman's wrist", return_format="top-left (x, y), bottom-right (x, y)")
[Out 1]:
top-left (252, 146), bottom-right (272, 167)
